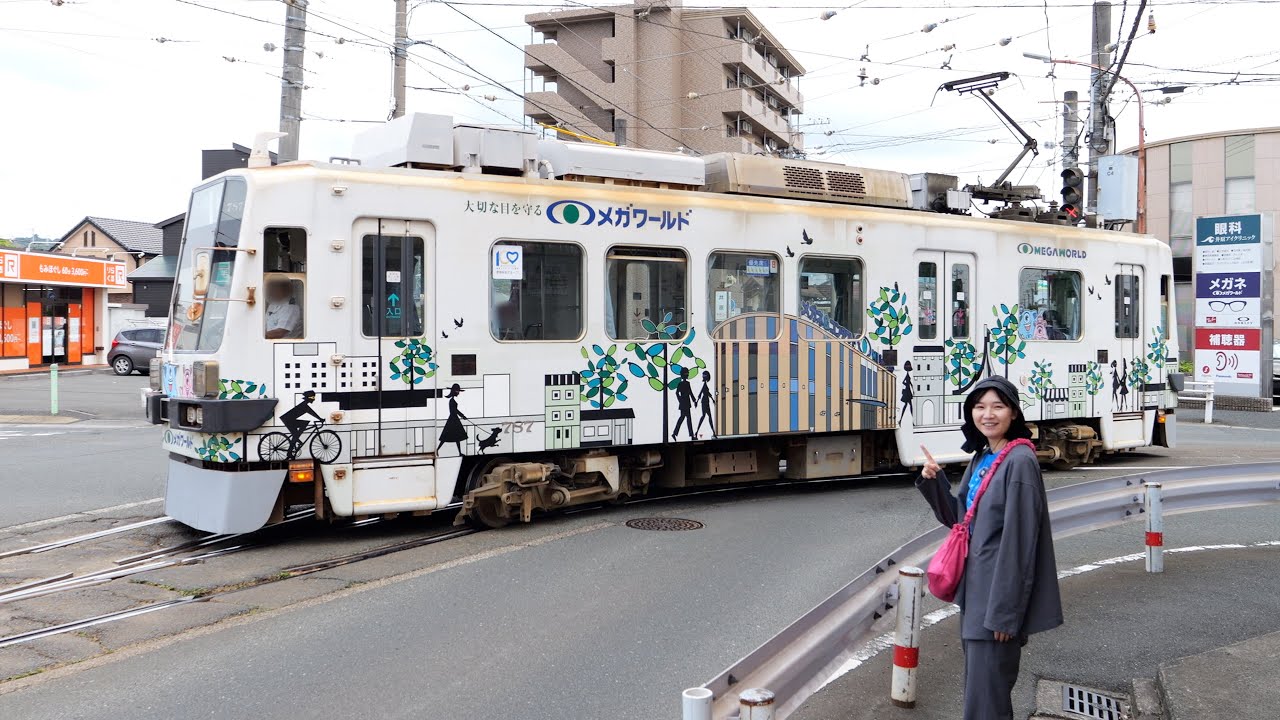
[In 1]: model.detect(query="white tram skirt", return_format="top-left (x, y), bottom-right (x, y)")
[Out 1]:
top-left (165, 458), bottom-right (286, 534)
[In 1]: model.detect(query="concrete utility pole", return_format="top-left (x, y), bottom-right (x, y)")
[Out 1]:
top-left (392, 0), bottom-right (408, 119)
top-left (1087, 0), bottom-right (1112, 219)
top-left (278, 0), bottom-right (308, 162)
top-left (1062, 90), bottom-right (1080, 172)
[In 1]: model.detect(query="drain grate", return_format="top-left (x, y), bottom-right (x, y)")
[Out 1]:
top-left (1062, 684), bottom-right (1127, 720)
top-left (625, 517), bottom-right (704, 531)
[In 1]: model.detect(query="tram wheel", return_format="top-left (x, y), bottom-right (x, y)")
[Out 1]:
top-left (310, 430), bottom-right (342, 464)
top-left (259, 432), bottom-right (293, 462)
top-left (462, 456), bottom-right (511, 529)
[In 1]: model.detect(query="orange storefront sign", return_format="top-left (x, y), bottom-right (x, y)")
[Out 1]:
top-left (0, 250), bottom-right (127, 289)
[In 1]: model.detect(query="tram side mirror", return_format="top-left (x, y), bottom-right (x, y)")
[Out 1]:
top-left (193, 252), bottom-right (211, 298)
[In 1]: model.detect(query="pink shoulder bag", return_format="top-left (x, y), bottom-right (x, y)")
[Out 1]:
top-left (926, 438), bottom-right (1035, 602)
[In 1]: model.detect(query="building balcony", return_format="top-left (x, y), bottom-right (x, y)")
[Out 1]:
top-left (524, 91), bottom-right (612, 138)
top-left (524, 42), bottom-right (620, 110)
top-left (695, 87), bottom-right (794, 143)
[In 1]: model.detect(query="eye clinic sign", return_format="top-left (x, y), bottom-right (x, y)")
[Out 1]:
top-left (1193, 213), bottom-right (1273, 397)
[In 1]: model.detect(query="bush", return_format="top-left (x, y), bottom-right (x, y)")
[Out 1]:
top-left (1178, 360), bottom-right (1193, 375)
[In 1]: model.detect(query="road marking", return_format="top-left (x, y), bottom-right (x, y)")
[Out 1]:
top-left (1070, 465), bottom-right (1193, 471)
top-left (0, 498), bottom-right (165, 533)
top-left (818, 540), bottom-right (1280, 689)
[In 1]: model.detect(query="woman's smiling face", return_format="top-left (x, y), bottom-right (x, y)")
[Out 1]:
top-left (971, 389), bottom-right (1014, 444)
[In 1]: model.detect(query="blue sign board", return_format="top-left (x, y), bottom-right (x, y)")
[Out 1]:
top-left (1195, 272), bottom-right (1260, 299)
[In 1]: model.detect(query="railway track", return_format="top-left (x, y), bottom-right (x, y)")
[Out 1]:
top-left (0, 471), bottom-right (920, 652)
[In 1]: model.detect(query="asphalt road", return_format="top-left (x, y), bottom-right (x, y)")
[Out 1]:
top-left (0, 417), bottom-right (1276, 719)
top-left (0, 373), bottom-right (163, 529)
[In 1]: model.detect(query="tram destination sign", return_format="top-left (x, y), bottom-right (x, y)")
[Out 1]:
top-left (1192, 213), bottom-right (1274, 396)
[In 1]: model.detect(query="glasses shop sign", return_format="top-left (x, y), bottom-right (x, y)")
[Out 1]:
top-left (1193, 214), bottom-right (1272, 394)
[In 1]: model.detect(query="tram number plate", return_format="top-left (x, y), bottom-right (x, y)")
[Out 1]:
top-left (501, 422), bottom-right (535, 434)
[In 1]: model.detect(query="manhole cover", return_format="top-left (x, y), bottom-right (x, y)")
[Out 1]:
top-left (1062, 684), bottom-right (1127, 720)
top-left (625, 517), bottom-right (704, 531)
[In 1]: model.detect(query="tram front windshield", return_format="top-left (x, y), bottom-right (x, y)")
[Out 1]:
top-left (169, 177), bottom-right (246, 353)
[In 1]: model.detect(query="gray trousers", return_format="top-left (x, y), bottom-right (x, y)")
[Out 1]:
top-left (962, 638), bottom-right (1022, 720)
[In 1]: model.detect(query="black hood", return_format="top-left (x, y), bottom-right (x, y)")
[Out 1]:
top-left (960, 375), bottom-right (1033, 453)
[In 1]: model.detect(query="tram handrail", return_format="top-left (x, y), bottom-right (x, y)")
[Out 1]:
top-left (697, 461), bottom-right (1280, 719)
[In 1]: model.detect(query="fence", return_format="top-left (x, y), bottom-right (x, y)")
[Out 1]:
top-left (694, 461), bottom-right (1280, 719)
top-left (1176, 380), bottom-right (1215, 424)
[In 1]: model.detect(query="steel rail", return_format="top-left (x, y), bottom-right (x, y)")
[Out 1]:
top-left (699, 461), bottom-right (1280, 719)
top-left (0, 598), bottom-right (200, 650)
top-left (0, 516), bottom-right (175, 561)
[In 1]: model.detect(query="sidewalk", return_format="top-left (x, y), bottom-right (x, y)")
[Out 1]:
top-left (0, 365), bottom-right (108, 379)
top-left (791, 543), bottom-right (1280, 720)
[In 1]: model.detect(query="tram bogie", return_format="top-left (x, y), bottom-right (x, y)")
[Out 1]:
top-left (146, 114), bottom-right (1179, 534)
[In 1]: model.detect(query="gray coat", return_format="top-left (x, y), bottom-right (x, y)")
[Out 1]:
top-left (917, 444), bottom-right (1064, 640)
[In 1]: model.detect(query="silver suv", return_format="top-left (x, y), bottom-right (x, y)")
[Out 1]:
top-left (109, 327), bottom-right (164, 375)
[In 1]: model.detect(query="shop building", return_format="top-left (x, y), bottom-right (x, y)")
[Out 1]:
top-left (0, 249), bottom-right (127, 370)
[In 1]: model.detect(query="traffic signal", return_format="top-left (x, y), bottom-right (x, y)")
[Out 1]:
top-left (1060, 167), bottom-right (1085, 219)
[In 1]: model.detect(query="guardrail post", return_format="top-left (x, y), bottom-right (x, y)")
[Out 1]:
top-left (50, 363), bottom-right (59, 415)
top-left (739, 688), bottom-right (775, 720)
top-left (1145, 481), bottom-right (1164, 573)
top-left (681, 687), bottom-right (712, 720)
top-left (891, 566), bottom-right (924, 708)
top-left (1203, 383), bottom-right (1214, 424)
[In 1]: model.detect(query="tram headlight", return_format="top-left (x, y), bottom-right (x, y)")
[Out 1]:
top-left (192, 360), bottom-right (219, 398)
top-left (183, 404), bottom-right (204, 428)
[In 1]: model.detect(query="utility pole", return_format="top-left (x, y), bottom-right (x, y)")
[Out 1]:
top-left (278, 0), bottom-right (308, 162)
top-left (1087, 0), bottom-right (1112, 221)
top-left (392, 0), bottom-right (408, 119)
top-left (1062, 90), bottom-right (1079, 172)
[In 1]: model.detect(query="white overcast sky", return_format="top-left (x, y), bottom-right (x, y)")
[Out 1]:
top-left (3, 0), bottom-right (1279, 238)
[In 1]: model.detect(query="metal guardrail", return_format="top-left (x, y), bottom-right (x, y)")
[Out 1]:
top-left (697, 461), bottom-right (1280, 719)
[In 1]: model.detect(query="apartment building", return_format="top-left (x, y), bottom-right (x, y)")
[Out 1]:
top-left (524, 0), bottom-right (805, 155)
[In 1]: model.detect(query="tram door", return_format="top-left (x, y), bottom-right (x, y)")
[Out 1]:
top-left (910, 251), bottom-right (976, 428)
top-left (352, 218), bottom-right (436, 458)
top-left (1113, 263), bottom-right (1144, 413)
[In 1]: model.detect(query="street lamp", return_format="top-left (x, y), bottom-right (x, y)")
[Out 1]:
top-left (1023, 52), bottom-right (1147, 234)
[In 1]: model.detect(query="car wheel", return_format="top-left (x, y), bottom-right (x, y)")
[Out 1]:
top-left (111, 355), bottom-right (134, 375)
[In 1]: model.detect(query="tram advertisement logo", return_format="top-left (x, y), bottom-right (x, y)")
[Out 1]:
top-left (546, 200), bottom-right (691, 232)
top-left (1017, 243), bottom-right (1087, 259)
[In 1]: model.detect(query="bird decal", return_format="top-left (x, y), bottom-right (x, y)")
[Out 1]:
top-left (441, 331), bottom-right (449, 339)
top-left (801, 229), bottom-right (814, 245)
top-left (453, 318), bottom-right (464, 329)
top-left (786, 245), bottom-right (795, 258)
top-left (1104, 275), bottom-right (1112, 286)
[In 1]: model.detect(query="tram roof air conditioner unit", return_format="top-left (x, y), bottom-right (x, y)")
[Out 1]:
top-left (703, 153), bottom-right (912, 209)
top-left (537, 140), bottom-right (705, 188)
top-left (453, 124), bottom-right (538, 176)
top-left (351, 113), bottom-right (455, 169)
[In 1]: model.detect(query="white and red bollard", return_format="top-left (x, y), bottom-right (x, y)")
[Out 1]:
top-left (738, 688), bottom-right (775, 720)
top-left (1145, 481), bottom-right (1164, 573)
top-left (891, 566), bottom-right (925, 708)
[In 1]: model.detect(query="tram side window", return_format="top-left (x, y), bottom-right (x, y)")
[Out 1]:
top-left (799, 256), bottom-right (863, 338)
top-left (1018, 268), bottom-right (1082, 340)
top-left (1160, 275), bottom-right (1171, 338)
top-left (918, 262), bottom-right (938, 339)
top-left (490, 241), bottom-right (583, 341)
top-left (706, 251), bottom-right (781, 336)
top-left (951, 263), bottom-right (970, 338)
top-left (1115, 274), bottom-right (1140, 339)
top-left (606, 246), bottom-right (687, 340)
top-left (362, 235), bottom-right (425, 337)
top-left (263, 228), bottom-right (307, 340)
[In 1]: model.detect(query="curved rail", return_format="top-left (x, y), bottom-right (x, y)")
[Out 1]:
top-left (698, 461), bottom-right (1280, 719)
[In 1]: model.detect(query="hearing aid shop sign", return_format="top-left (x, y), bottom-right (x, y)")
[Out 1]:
top-left (1193, 213), bottom-right (1273, 395)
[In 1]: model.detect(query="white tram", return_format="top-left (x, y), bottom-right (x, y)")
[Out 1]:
top-left (144, 115), bottom-right (1180, 533)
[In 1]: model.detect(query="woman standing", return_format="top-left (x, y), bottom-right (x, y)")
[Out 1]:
top-left (436, 384), bottom-right (469, 455)
top-left (917, 376), bottom-right (1063, 720)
